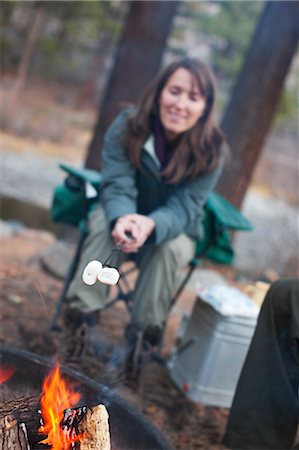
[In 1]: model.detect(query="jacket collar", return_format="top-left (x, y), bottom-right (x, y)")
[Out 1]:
top-left (143, 135), bottom-right (161, 169)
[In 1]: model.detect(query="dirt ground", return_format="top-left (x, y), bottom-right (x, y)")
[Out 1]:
top-left (0, 227), bottom-right (235, 450)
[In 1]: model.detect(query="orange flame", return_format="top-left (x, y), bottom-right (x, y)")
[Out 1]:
top-left (0, 365), bottom-right (16, 384)
top-left (38, 364), bottom-right (81, 450)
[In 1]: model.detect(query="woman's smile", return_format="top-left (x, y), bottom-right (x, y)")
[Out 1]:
top-left (166, 111), bottom-right (188, 122)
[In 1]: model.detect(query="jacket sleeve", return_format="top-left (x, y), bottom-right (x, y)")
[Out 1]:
top-left (100, 109), bottom-right (138, 226)
top-left (148, 159), bottom-right (224, 245)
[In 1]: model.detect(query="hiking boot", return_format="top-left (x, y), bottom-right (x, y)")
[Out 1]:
top-left (143, 325), bottom-right (162, 347)
top-left (125, 323), bottom-right (162, 347)
top-left (124, 323), bottom-right (141, 345)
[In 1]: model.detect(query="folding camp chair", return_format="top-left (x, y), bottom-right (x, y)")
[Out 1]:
top-left (50, 163), bottom-right (253, 339)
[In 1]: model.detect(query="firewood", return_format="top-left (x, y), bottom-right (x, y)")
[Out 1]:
top-left (0, 395), bottom-right (40, 421)
top-left (0, 414), bottom-right (31, 450)
top-left (0, 397), bottom-right (111, 449)
top-left (77, 404), bottom-right (110, 450)
top-left (0, 395), bottom-right (45, 446)
top-left (62, 404), bottom-right (110, 450)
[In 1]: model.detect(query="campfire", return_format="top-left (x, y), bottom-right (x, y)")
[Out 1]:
top-left (0, 344), bottom-right (171, 450)
top-left (1, 362), bottom-right (111, 450)
top-left (0, 366), bottom-right (16, 384)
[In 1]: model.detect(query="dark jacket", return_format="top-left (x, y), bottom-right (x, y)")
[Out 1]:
top-left (100, 108), bottom-right (224, 245)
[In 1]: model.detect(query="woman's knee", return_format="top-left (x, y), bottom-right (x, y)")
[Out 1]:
top-left (153, 235), bottom-right (194, 268)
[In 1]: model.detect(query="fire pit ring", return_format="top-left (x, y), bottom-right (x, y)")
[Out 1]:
top-left (0, 344), bottom-right (172, 449)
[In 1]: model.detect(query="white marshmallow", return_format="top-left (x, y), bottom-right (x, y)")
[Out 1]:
top-left (82, 260), bottom-right (103, 285)
top-left (97, 267), bottom-right (120, 286)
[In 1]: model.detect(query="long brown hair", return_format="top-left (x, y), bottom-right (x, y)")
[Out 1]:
top-left (124, 57), bottom-right (227, 183)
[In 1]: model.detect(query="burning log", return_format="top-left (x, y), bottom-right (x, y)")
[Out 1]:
top-left (0, 414), bottom-right (31, 450)
top-left (0, 397), bottom-right (111, 450)
top-left (0, 395), bottom-right (43, 446)
top-left (77, 404), bottom-right (110, 450)
top-left (62, 404), bottom-right (111, 450)
top-left (0, 364), bottom-right (110, 449)
top-left (0, 395), bottom-right (40, 423)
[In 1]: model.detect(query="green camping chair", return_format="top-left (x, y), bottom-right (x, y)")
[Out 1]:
top-left (50, 163), bottom-right (253, 331)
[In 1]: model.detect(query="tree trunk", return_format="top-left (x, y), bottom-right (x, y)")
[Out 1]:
top-left (12, 2), bottom-right (46, 101)
top-left (85, 0), bottom-right (180, 169)
top-left (217, 0), bottom-right (299, 207)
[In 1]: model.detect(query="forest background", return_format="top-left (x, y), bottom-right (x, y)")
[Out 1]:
top-left (0, 0), bottom-right (298, 278)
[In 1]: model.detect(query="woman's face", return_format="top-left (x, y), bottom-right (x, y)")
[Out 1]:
top-left (159, 67), bottom-right (206, 140)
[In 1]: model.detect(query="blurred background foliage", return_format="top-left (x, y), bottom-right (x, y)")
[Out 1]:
top-left (189, 1), bottom-right (264, 79)
top-left (182, 1), bottom-right (297, 125)
top-left (0, 0), bottom-right (297, 125)
top-left (1, 1), bottom-right (127, 83)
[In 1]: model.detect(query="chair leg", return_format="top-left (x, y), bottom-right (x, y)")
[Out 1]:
top-left (170, 264), bottom-right (197, 310)
top-left (124, 334), bottom-right (154, 387)
top-left (123, 324), bottom-right (164, 385)
top-left (50, 230), bottom-right (88, 331)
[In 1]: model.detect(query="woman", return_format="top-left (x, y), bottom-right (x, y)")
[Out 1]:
top-left (64, 57), bottom-right (227, 353)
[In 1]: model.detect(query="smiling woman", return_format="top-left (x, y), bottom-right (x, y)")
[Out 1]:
top-left (159, 67), bottom-right (207, 140)
top-left (63, 57), bottom-right (228, 367)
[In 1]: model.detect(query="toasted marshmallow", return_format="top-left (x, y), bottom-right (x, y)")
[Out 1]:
top-left (97, 267), bottom-right (120, 286)
top-left (82, 260), bottom-right (103, 285)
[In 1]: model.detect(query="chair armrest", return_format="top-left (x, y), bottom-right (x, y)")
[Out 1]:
top-left (59, 163), bottom-right (102, 187)
top-left (207, 192), bottom-right (253, 231)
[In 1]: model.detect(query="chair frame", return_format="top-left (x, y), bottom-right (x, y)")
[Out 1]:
top-left (50, 164), bottom-right (253, 343)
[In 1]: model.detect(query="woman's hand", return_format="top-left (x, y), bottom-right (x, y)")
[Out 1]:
top-left (112, 214), bottom-right (155, 253)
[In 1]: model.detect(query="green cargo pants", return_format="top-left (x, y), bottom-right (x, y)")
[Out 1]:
top-left (66, 206), bottom-right (195, 329)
